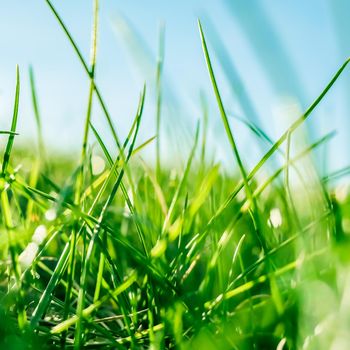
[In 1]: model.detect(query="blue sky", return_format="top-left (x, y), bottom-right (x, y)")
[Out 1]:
top-left (0, 0), bottom-right (349, 172)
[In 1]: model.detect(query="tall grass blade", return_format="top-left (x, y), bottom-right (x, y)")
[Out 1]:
top-left (2, 65), bottom-right (20, 175)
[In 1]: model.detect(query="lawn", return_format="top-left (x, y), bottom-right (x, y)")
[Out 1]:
top-left (1, 1), bottom-right (350, 349)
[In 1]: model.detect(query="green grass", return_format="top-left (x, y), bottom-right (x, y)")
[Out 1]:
top-left (1, 2), bottom-right (350, 350)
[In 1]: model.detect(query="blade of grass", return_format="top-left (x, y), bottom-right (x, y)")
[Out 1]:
top-left (45, 0), bottom-right (122, 152)
top-left (198, 20), bottom-right (267, 252)
top-left (156, 22), bottom-right (165, 180)
top-left (0, 66), bottom-right (25, 328)
top-left (200, 92), bottom-right (209, 165)
top-left (29, 66), bottom-right (46, 162)
top-left (2, 65), bottom-right (20, 175)
top-left (0, 131), bottom-right (18, 135)
top-left (75, 0), bottom-right (99, 205)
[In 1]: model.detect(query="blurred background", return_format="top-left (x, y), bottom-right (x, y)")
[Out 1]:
top-left (0, 0), bottom-right (349, 173)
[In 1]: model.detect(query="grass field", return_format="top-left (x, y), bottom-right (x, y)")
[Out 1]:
top-left (1, 1), bottom-right (350, 349)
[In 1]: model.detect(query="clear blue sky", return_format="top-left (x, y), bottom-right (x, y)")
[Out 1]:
top-left (0, 0), bottom-right (349, 172)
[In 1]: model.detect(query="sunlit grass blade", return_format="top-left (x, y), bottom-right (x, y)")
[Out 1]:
top-left (29, 66), bottom-right (46, 160)
top-left (156, 22), bottom-right (165, 179)
top-left (75, 0), bottom-right (99, 205)
top-left (2, 65), bottom-right (20, 175)
top-left (198, 20), bottom-right (267, 252)
top-left (45, 0), bottom-right (122, 151)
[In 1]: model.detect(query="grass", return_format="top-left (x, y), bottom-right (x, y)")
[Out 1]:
top-left (1, 2), bottom-right (350, 350)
